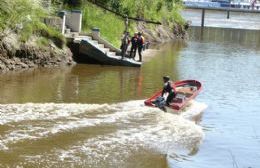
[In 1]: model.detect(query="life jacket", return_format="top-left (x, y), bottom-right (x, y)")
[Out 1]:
top-left (141, 36), bottom-right (145, 45)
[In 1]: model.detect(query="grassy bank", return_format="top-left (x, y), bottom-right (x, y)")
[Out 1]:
top-left (67, 0), bottom-right (185, 47)
top-left (0, 0), bottom-right (185, 49)
top-left (0, 0), bottom-right (74, 72)
top-left (0, 0), bottom-right (65, 48)
top-left (81, 2), bottom-right (127, 48)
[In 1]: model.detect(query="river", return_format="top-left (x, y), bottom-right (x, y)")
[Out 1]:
top-left (0, 27), bottom-right (260, 168)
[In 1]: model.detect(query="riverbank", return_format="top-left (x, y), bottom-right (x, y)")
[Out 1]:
top-left (0, 32), bottom-right (74, 72)
top-left (0, 25), bottom-right (185, 72)
top-left (136, 22), bottom-right (188, 43)
top-left (0, 0), bottom-right (75, 72)
top-left (0, 0), bottom-right (187, 72)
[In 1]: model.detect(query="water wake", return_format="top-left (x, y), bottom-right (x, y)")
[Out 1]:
top-left (0, 100), bottom-right (207, 167)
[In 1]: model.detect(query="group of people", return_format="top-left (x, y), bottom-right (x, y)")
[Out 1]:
top-left (120, 31), bottom-right (146, 62)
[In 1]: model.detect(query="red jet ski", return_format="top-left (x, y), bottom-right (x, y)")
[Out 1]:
top-left (144, 80), bottom-right (202, 112)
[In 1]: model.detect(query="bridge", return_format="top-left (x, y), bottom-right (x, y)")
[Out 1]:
top-left (182, 6), bottom-right (260, 30)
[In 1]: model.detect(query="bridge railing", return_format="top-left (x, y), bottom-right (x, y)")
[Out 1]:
top-left (185, 6), bottom-right (260, 13)
top-left (184, 6), bottom-right (260, 28)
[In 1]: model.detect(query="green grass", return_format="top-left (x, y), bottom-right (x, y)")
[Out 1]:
top-left (19, 21), bottom-right (65, 48)
top-left (0, 0), bottom-right (65, 48)
top-left (36, 37), bottom-right (50, 47)
top-left (81, 2), bottom-right (127, 48)
top-left (1, 0), bottom-right (185, 49)
top-left (79, 1), bottom-right (185, 47)
top-left (33, 22), bottom-right (65, 48)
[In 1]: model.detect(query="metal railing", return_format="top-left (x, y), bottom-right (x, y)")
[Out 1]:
top-left (185, 6), bottom-right (260, 28)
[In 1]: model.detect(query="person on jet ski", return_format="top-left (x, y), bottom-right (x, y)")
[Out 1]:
top-left (162, 76), bottom-right (176, 106)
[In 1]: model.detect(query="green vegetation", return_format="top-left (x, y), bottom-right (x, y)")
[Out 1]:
top-left (20, 21), bottom-right (65, 48)
top-left (36, 37), bottom-right (50, 47)
top-left (63, 0), bottom-right (185, 47)
top-left (0, 0), bottom-right (185, 48)
top-left (81, 2), bottom-right (127, 47)
top-left (101, 0), bottom-right (185, 25)
top-left (0, 0), bottom-right (65, 48)
top-left (0, 0), bottom-right (43, 32)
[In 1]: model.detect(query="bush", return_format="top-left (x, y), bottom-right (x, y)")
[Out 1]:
top-left (33, 22), bottom-right (65, 48)
top-left (20, 24), bottom-right (34, 42)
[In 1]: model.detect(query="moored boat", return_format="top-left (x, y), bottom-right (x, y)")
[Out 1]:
top-left (144, 80), bottom-right (202, 112)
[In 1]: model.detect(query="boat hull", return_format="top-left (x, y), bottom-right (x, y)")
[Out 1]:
top-left (144, 80), bottom-right (202, 111)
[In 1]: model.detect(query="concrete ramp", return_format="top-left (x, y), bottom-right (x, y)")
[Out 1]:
top-left (74, 35), bottom-right (141, 67)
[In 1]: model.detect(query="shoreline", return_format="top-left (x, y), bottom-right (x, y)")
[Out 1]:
top-left (0, 23), bottom-right (187, 73)
top-left (0, 33), bottom-right (75, 73)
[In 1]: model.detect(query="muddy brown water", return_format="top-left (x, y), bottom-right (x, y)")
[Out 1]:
top-left (0, 26), bottom-right (260, 168)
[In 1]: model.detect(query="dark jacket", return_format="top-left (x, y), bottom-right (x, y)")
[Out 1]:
top-left (131, 36), bottom-right (138, 48)
top-left (161, 81), bottom-right (175, 96)
top-left (137, 36), bottom-right (144, 48)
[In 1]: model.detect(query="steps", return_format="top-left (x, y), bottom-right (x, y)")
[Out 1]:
top-left (98, 44), bottom-right (104, 48)
top-left (101, 48), bottom-right (109, 53)
top-left (108, 51), bottom-right (116, 57)
top-left (71, 33), bottom-right (141, 67)
top-left (73, 35), bottom-right (120, 58)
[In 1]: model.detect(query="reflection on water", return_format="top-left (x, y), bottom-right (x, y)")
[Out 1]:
top-left (0, 42), bottom-right (184, 104)
top-left (189, 26), bottom-right (260, 50)
top-left (175, 27), bottom-right (260, 168)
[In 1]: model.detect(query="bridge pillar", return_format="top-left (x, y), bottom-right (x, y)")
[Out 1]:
top-left (227, 10), bottom-right (230, 19)
top-left (201, 9), bottom-right (205, 28)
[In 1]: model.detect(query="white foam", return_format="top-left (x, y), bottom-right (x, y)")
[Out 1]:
top-left (0, 100), bottom-right (207, 162)
top-left (180, 100), bottom-right (208, 120)
top-left (51, 115), bottom-right (204, 166)
top-left (0, 103), bottom-right (112, 125)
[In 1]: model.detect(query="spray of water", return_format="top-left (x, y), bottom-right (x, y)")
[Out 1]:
top-left (0, 100), bottom-right (207, 167)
